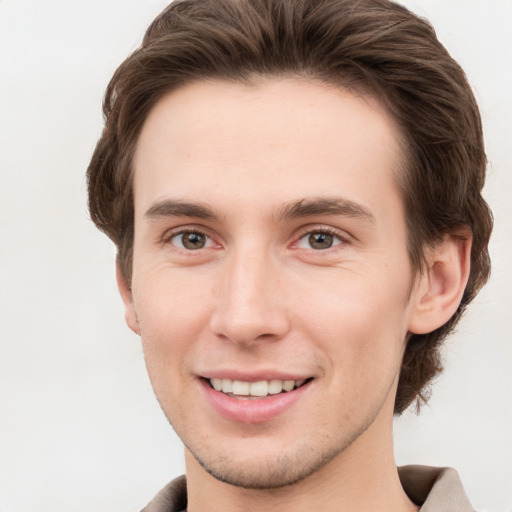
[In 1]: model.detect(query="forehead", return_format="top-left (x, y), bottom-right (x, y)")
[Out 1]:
top-left (132, 78), bottom-right (404, 220)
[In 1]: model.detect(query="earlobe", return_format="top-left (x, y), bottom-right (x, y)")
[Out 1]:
top-left (115, 258), bottom-right (141, 335)
top-left (408, 231), bottom-right (472, 335)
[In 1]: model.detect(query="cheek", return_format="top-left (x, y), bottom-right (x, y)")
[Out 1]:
top-left (294, 267), bottom-right (412, 373)
top-left (132, 273), bottom-right (216, 417)
top-left (132, 267), bottom-right (215, 368)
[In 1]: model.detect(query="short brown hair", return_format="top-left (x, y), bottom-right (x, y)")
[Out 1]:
top-left (87, 0), bottom-right (493, 414)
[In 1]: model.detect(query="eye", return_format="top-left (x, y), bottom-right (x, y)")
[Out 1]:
top-left (170, 230), bottom-right (213, 250)
top-left (297, 230), bottom-right (343, 250)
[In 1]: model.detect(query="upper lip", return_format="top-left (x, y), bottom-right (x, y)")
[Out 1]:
top-left (200, 369), bottom-right (313, 382)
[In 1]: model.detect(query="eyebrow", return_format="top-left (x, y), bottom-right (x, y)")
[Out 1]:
top-left (144, 197), bottom-right (375, 223)
top-left (275, 197), bottom-right (375, 223)
top-left (144, 200), bottom-right (217, 220)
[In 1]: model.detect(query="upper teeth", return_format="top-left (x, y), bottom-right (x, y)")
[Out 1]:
top-left (210, 378), bottom-right (306, 397)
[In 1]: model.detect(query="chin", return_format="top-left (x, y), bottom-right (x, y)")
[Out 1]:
top-left (185, 434), bottom-right (355, 490)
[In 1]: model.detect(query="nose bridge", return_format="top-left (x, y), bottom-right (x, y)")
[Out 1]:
top-left (210, 242), bottom-right (287, 345)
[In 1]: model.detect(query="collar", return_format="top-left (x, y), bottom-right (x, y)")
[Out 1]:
top-left (141, 465), bottom-right (473, 512)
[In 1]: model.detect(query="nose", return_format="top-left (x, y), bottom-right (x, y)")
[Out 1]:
top-left (209, 249), bottom-right (290, 347)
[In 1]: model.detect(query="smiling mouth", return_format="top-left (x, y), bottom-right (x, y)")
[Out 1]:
top-left (207, 377), bottom-right (313, 398)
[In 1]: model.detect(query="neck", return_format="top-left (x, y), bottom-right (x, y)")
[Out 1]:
top-left (185, 396), bottom-right (418, 512)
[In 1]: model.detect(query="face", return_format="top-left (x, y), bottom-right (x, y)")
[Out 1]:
top-left (124, 78), bottom-right (426, 488)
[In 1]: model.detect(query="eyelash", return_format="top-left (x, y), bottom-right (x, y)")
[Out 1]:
top-left (293, 226), bottom-right (348, 251)
top-left (162, 227), bottom-right (214, 249)
top-left (161, 225), bottom-right (350, 253)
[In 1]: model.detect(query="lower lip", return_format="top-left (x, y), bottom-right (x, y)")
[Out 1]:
top-left (201, 379), bottom-right (311, 424)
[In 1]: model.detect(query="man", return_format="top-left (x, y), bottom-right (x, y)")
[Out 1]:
top-left (87, 0), bottom-right (492, 510)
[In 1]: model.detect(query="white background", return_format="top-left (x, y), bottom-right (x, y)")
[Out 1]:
top-left (0, 1), bottom-right (510, 511)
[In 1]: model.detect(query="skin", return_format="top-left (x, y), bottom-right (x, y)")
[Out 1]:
top-left (118, 78), bottom-right (471, 512)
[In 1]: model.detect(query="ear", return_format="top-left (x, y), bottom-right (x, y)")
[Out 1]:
top-left (408, 231), bottom-right (472, 335)
top-left (116, 258), bottom-right (141, 335)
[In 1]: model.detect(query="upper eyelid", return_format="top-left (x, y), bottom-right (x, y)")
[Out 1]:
top-left (292, 224), bottom-right (352, 242)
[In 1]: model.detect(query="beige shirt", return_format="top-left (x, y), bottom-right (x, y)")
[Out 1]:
top-left (141, 465), bottom-right (474, 512)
